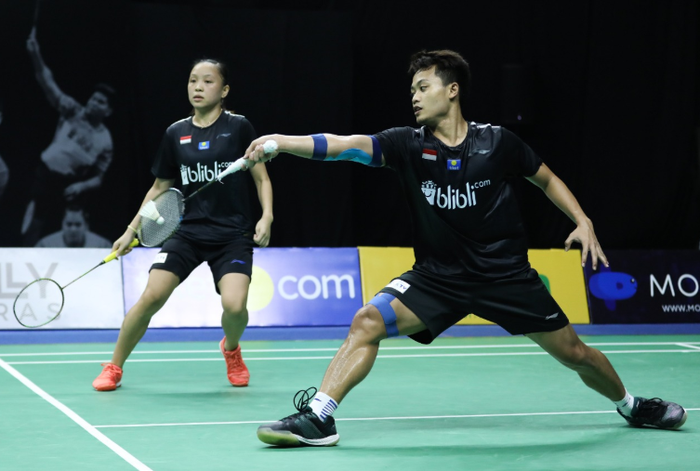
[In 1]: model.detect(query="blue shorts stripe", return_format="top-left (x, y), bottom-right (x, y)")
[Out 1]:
top-left (311, 134), bottom-right (327, 161)
top-left (368, 293), bottom-right (398, 337)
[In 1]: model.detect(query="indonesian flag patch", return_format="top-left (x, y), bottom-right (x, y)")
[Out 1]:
top-left (421, 148), bottom-right (437, 161)
top-left (180, 135), bottom-right (192, 145)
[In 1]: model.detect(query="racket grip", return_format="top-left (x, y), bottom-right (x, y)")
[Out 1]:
top-left (216, 157), bottom-right (251, 180)
top-left (103, 238), bottom-right (140, 263)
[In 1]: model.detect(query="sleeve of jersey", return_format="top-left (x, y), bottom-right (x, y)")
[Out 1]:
top-left (502, 128), bottom-right (542, 177)
top-left (151, 128), bottom-right (179, 180)
top-left (373, 127), bottom-right (415, 170)
top-left (239, 117), bottom-right (257, 146)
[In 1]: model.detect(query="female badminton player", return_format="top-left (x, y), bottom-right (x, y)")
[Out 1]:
top-left (92, 58), bottom-right (273, 391)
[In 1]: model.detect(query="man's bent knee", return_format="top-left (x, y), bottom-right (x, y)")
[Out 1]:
top-left (367, 292), bottom-right (399, 338)
top-left (349, 305), bottom-right (388, 343)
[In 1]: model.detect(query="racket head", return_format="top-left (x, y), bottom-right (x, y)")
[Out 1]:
top-left (138, 188), bottom-right (184, 247)
top-left (13, 278), bottom-right (65, 328)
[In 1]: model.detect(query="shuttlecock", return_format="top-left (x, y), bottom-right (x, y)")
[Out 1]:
top-left (140, 200), bottom-right (165, 225)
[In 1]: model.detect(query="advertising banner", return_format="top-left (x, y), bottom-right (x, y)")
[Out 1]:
top-left (123, 247), bottom-right (363, 328)
top-left (358, 247), bottom-right (590, 325)
top-left (0, 248), bottom-right (125, 330)
top-left (584, 250), bottom-right (700, 324)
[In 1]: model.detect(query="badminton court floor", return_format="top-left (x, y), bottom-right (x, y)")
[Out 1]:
top-left (1, 334), bottom-right (698, 471)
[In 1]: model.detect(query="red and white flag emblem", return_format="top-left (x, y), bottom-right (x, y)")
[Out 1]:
top-left (180, 135), bottom-right (192, 145)
top-left (421, 148), bottom-right (437, 161)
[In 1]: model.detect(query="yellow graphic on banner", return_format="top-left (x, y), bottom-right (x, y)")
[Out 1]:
top-left (358, 247), bottom-right (590, 326)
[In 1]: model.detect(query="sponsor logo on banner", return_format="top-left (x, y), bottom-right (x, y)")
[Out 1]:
top-left (123, 248), bottom-right (362, 327)
top-left (588, 269), bottom-right (638, 310)
top-left (0, 248), bottom-right (125, 330)
top-left (584, 250), bottom-right (700, 324)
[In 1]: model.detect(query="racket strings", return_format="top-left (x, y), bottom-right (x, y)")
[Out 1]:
top-left (13, 278), bottom-right (65, 328)
top-left (139, 189), bottom-right (184, 247)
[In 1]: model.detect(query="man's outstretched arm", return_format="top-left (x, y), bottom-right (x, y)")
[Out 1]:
top-left (245, 133), bottom-right (385, 168)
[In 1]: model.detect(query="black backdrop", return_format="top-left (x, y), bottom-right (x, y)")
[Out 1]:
top-left (0, 0), bottom-right (698, 251)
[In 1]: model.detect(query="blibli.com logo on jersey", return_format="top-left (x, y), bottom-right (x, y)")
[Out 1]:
top-left (180, 162), bottom-right (233, 185)
top-left (421, 180), bottom-right (491, 209)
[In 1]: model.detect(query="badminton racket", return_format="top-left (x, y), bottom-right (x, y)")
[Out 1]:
top-left (136, 140), bottom-right (277, 247)
top-left (13, 239), bottom-right (139, 328)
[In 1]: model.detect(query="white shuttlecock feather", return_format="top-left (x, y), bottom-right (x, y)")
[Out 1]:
top-left (140, 200), bottom-right (165, 225)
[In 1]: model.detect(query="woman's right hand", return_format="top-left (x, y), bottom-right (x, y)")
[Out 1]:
top-left (112, 230), bottom-right (136, 257)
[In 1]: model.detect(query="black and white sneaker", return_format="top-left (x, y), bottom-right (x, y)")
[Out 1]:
top-left (617, 397), bottom-right (687, 430)
top-left (257, 387), bottom-right (340, 447)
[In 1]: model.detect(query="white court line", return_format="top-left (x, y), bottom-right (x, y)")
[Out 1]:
top-left (2, 341), bottom-right (699, 357)
top-left (7, 348), bottom-right (700, 365)
top-left (676, 343), bottom-right (700, 350)
top-left (0, 358), bottom-right (152, 471)
top-left (93, 408), bottom-right (700, 429)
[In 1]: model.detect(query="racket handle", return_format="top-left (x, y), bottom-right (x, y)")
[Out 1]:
top-left (216, 142), bottom-right (277, 181)
top-left (216, 157), bottom-right (252, 181)
top-left (103, 238), bottom-right (140, 263)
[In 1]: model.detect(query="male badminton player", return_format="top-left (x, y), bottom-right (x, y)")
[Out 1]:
top-left (245, 49), bottom-right (686, 447)
top-left (22, 28), bottom-right (115, 246)
top-left (92, 58), bottom-right (273, 391)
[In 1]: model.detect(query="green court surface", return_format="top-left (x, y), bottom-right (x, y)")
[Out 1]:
top-left (1, 334), bottom-right (698, 471)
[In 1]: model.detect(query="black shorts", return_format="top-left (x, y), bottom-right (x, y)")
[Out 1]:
top-left (379, 267), bottom-right (570, 344)
top-left (150, 232), bottom-right (254, 294)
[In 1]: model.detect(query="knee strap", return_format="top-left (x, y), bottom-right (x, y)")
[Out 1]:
top-left (368, 293), bottom-right (399, 337)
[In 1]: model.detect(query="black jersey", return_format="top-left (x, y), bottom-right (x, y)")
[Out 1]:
top-left (152, 111), bottom-right (257, 243)
top-left (375, 123), bottom-right (542, 280)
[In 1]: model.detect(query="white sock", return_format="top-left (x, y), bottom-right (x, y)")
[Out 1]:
top-left (310, 392), bottom-right (338, 422)
top-left (614, 390), bottom-right (636, 416)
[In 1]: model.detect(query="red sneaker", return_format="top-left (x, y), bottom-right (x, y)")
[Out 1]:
top-left (92, 363), bottom-right (123, 391)
top-left (220, 338), bottom-right (250, 387)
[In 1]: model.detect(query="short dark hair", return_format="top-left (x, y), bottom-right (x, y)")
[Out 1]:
top-left (94, 82), bottom-right (116, 106)
top-left (64, 203), bottom-right (88, 219)
top-left (408, 50), bottom-right (471, 111)
top-left (191, 57), bottom-right (230, 110)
